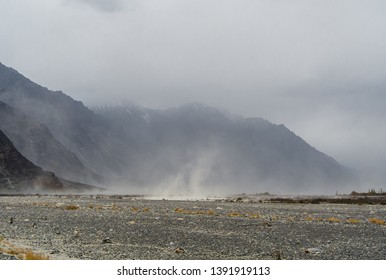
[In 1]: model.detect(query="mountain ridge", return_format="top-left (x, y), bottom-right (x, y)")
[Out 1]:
top-left (0, 128), bottom-right (64, 193)
top-left (0, 100), bottom-right (102, 185)
top-left (0, 62), bottom-right (356, 194)
top-left (96, 103), bottom-right (355, 194)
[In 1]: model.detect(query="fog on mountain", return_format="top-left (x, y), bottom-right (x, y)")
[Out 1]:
top-left (0, 62), bottom-right (357, 195)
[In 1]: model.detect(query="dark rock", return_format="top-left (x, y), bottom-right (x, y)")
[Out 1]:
top-left (102, 237), bottom-right (112, 244)
top-left (175, 247), bottom-right (185, 254)
top-left (0, 253), bottom-right (18, 260)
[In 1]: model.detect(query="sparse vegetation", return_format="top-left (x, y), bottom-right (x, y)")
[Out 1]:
top-left (63, 204), bottom-right (79, 210)
top-left (33, 201), bottom-right (53, 207)
top-left (268, 195), bottom-right (386, 205)
top-left (368, 218), bottom-right (385, 225)
top-left (246, 213), bottom-right (261, 219)
top-left (1, 195), bottom-right (386, 260)
top-left (0, 238), bottom-right (49, 260)
top-left (174, 207), bottom-right (216, 216)
top-left (110, 203), bottom-right (122, 211)
top-left (24, 250), bottom-right (49, 260)
top-left (227, 212), bottom-right (241, 217)
top-left (95, 204), bottom-right (103, 210)
top-left (346, 218), bottom-right (360, 224)
top-left (326, 217), bottom-right (342, 223)
top-left (286, 216), bottom-right (295, 222)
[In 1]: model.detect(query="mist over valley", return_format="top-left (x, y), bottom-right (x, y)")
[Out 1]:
top-left (0, 62), bottom-right (359, 196)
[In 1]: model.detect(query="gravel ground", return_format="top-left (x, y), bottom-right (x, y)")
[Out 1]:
top-left (0, 195), bottom-right (385, 260)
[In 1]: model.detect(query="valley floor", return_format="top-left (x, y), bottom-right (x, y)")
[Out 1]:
top-left (0, 195), bottom-right (385, 260)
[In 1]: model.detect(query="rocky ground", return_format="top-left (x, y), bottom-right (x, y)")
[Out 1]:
top-left (0, 195), bottom-right (385, 260)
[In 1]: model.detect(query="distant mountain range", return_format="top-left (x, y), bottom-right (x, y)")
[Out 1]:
top-left (0, 62), bottom-right (356, 195)
top-left (96, 103), bottom-right (355, 194)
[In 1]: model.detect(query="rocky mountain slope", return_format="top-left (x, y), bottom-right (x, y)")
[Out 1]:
top-left (0, 62), bottom-right (355, 194)
top-left (0, 62), bottom-right (133, 183)
top-left (0, 129), bottom-right (103, 194)
top-left (0, 100), bottom-right (101, 185)
top-left (0, 129), bottom-right (64, 193)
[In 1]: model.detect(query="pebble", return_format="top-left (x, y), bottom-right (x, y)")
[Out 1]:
top-left (0, 253), bottom-right (18, 260)
top-left (102, 237), bottom-right (112, 244)
top-left (175, 247), bottom-right (185, 254)
top-left (305, 247), bottom-right (323, 254)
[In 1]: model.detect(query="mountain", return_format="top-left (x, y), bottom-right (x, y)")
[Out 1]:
top-left (0, 62), bottom-right (355, 195)
top-left (0, 128), bottom-right (64, 193)
top-left (0, 100), bottom-right (101, 184)
top-left (0, 62), bottom-right (131, 183)
top-left (96, 103), bottom-right (355, 194)
top-left (0, 128), bottom-right (102, 194)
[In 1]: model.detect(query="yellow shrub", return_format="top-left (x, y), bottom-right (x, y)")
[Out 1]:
top-left (24, 250), bottom-right (49, 260)
top-left (368, 218), bottom-right (385, 225)
top-left (227, 212), bottom-right (242, 217)
top-left (326, 217), bottom-right (341, 223)
top-left (64, 204), bottom-right (79, 210)
top-left (305, 216), bottom-right (314, 221)
top-left (346, 218), bottom-right (360, 224)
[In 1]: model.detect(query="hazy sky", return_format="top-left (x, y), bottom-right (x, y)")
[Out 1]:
top-left (1, 0), bottom-right (386, 182)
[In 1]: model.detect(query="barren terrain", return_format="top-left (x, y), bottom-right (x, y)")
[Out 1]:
top-left (0, 195), bottom-right (385, 260)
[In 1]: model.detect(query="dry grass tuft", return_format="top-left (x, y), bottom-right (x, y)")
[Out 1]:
top-left (246, 213), bottom-right (261, 219)
top-left (111, 203), bottom-right (122, 211)
top-left (64, 204), bottom-right (79, 210)
top-left (23, 250), bottom-right (49, 260)
top-left (227, 212), bottom-right (242, 217)
top-left (326, 217), bottom-right (342, 223)
top-left (0, 239), bottom-right (49, 260)
top-left (346, 218), bottom-right (360, 224)
top-left (368, 218), bottom-right (385, 225)
top-left (175, 207), bottom-right (216, 216)
top-left (287, 216), bottom-right (295, 222)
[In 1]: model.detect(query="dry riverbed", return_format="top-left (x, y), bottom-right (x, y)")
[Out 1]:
top-left (0, 195), bottom-right (385, 260)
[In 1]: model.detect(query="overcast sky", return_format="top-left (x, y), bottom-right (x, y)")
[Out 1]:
top-left (1, 0), bottom-right (386, 183)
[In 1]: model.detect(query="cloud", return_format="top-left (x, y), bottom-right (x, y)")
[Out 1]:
top-left (63, 0), bottom-right (129, 12)
top-left (1, 0), bottom-right (386, 185)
